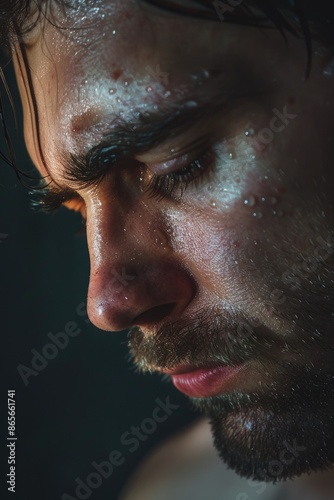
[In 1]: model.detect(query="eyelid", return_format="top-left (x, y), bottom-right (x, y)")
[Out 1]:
top-left (143, 134), bottom-right (213, 174)
top-left (147, 152), bottom-right (197, 175)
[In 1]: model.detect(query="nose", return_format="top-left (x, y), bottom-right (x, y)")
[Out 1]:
top-left (86, 200), bottom-right (196, 332)
top-left (88, 259), bottom-right (196, 331)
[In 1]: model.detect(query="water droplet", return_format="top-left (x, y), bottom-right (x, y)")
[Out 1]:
top-left (146, 86), bottom-right (153, 92)
top-left (170, 148), bottom-right (175, 154)
top-left (191, 69), bottom-right (210, 83)
top-left (244, 128), bottom-right (255, 137)
top-left (252, 211), bottom-right (263, 219)
top-left (124, 296), bottom-right (128, 300)
top-left (116, 97), bottom-right (122, 103)
top-left (124, 81), bottom-right (129, 86)
top-left (234, 260), bottom-right (238, 265)
top-left (109, 88), bottom-right (117, 95)
top-left (244, 195), bottom-right (257, 208)
top-left (243, 420), bottom-right (253, 431)
top-left (184, 100), bottom-right (198, 109)
top-left (112, 29), bottom-right (116, 35)
top-left (210, 200), bottom-right (217, 208)
top-left (253, 240), bottom-right (258, 245)
top-left (271, 209), bottom-right (284, 217)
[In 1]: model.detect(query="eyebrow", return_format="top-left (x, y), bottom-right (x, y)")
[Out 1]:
top-left (138, 0), bottom-right (219, 20)
top-left (36, 77), bottom-right (261, 212)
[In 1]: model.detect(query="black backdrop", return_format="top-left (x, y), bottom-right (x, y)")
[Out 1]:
top-left (0, 57), bottom-right (196, 500)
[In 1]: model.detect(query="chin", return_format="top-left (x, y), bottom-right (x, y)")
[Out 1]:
top-left (191, 383), bottom-right (334, 483)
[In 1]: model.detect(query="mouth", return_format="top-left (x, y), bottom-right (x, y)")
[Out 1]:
top-left (159, 362), bottom-right (248, 398)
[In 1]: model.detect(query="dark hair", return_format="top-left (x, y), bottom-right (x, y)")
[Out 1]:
top-left (1, 0), bottom-right (334, 182)
top-left (2, 0), bottom-right (334, 51)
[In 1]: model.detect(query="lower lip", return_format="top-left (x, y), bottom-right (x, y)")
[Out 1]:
top-left (170, 364), bottom-right (246, 398)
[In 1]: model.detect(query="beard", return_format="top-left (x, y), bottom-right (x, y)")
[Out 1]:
top-left (192, 365), bottom-right (334, 483)
top-left (127, 254), bottom-right (334, 483)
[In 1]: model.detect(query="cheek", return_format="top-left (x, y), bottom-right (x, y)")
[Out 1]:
top-left (174, 131), bottom-right (292, 236)
top-left (161, 134), bottom-right (298, 299)
top-left (164, 154), bottom-right (333, 308)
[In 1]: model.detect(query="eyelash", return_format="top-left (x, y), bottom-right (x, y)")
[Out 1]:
top-left (30, 145), bottom-right (217, 236)
top-left (144, 147), bottom-right (217, 201)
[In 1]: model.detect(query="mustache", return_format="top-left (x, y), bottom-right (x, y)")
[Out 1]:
top-left (127, 305), bottom-right (286, 373)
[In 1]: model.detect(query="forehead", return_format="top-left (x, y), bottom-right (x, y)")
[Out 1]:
top-left (17, 0), bottom-right (245, 165)
top-left (15, 0), bottom-right (315, 190)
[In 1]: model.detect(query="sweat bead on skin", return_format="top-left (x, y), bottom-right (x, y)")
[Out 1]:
top-left (8, 0), bottom-right (334, 486)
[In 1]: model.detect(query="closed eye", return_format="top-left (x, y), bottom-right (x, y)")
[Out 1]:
top-left (144, 146), bottom-right (217, 200)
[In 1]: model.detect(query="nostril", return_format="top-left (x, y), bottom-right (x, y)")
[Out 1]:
top-left (133, 302), bottom-right (176, 325)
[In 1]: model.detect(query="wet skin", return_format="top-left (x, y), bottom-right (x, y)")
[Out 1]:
top-left (12, 0), bottom-right (334, 483)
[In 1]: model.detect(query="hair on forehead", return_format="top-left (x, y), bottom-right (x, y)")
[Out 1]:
top-left (1, 0), bottom-right (334, 49)
top-left (0, 0), bottom-right (73, 48)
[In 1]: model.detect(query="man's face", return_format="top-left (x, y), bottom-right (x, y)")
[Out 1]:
top-left (13, 0), bottom-right (334, 483)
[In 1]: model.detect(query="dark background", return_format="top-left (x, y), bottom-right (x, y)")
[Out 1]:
top-left (1, 56), bottom-right (196, 500)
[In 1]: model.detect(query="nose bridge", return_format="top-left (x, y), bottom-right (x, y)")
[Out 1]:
top-left (87, 192), bottom-right (169, 272)
top-left (86, 197), bottom-right (196, 332)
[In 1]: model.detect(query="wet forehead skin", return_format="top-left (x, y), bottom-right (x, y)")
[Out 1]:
top-left (12, 0), bottom-right (334, 484)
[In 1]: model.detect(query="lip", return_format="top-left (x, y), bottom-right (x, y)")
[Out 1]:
top-left (163, 363), bottom-right (247, 398)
